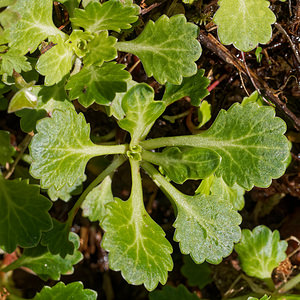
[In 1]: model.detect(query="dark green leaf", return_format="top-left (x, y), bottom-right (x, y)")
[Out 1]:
top-left (0, 130), bottom-right (15, 165)
top-left (181, 256), bottom-right (212, 289)
top-left (0, 176), bottom-right (52, 253)
top-left (41, 219), bottom-right (74, 258)
top-left (142, 147), bottom-right (220, 184)
top-left (149, 285), bottom-right (199, 300)
top-left (7, 233), bottom-right (82, 280)
top-left (66, 63), bottom-right (130, 107)
top-left (162, 69), bottom-right (210, 106)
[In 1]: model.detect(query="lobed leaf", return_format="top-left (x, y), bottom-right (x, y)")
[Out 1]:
top-left (8, 0), bottom-right (65, 54)
top-left (181, 256), bottom-right (212, 289)
top-left (235, 225), bottom-right (288, 279)
top-left (41, 219), bottom-right (74, 258)
top-left (102, 160), bottom-right (173, 291)
top-left (162, 69), bottom-right (210, 106)
top-left (0, 49), bottom-right (31, 76)
top-left (7, 233), bottom-right (82, 281)
top-left (142, 102), bottom-right (290, 190)
top-left (82, 175), bottom-right (113, 223)
top-left (30, 107), bottom-right (125, 190)
top-left (142, 162), bottom-right (242, 264)
top-left (65, 30), bottom-right (93, 58)
top-left (36, 35), bottom-right (74, 86)
top-left (83, 31), bottom-right (117, 67)
top-left (118, 83), bottom-right (165, 144)
top-left (116, 14), bottom-right (201, 85)
top-left (71, 0), bottom-right (139, 33)
top-left (213, 0), bottom-right (276, 52)
top-left (33, 281), bottom-right (97, 299)
top-left (0, 176), bottom-right (52, 253)
top-left (142, 147), bottom-right (220, 184)
top-left (0, 130), bottom-right (15, 165)
top-left (66, 63), bottom-right (130, 107)
top-left (149, 284), bottom-right (199, 300)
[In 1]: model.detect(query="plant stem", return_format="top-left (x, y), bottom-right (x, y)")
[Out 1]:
top-left (278, 273), bottom-right (300, 293)
top-left (66, 155), bottom-right (126, 226)
top-left (90, 144), bottom-right (128, 156)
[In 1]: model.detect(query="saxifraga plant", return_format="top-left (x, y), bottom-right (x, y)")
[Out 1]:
top-left (0, 0), bottom-right (297, 299)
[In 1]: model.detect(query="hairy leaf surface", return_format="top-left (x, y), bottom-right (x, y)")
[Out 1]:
top-left (162, 69), bottom-right (210, 106)
top-left (7, 233), bottom-right (82, 280)
top-left (149, 284), bottom-right (199, 300)
top-left (102, 160), bottom-right (173, 291)
top-left (213, 0), bottom-right (276, 52)
top-left (8, 0), bottom-right (65, 54)
top-left (36, 36), bottom-right (74, 86)
top-left (0, 130), bottom-right (15, 165)
top-left (71, 0), bottom-right (139, 33)
top-left (82, 175), bottom-right (113, 223)
top-left (83, 31), bottom-right (117, 66)
top-left (118, 84), bottom-right (165, 144)
top-left (0, 177), bottom-right (52, 253)
top-left (235, 225), bottom-right (287, 279)
top-left (142, 147), bottom-right (220, 184)
top-left (142, 102), bottom-right (290, 190)
top-left (142, 163), bottom-right (241, 264)
top-left (66, 63), bottom-right (130, 107)
top-left (30, 107), bottom-right (125, 190)
top-left (33, 282), bottom-right (97, 299)
top-left (117, 14), bottom-right (201, 84)
top-left (0, 49), bottom-right (31, 76)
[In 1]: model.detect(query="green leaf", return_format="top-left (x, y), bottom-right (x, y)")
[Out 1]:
top-left (66, 30), bottom-right (93, 57)
top-left (41, 219), bottom-right (74, 258)
top-left (8, 0), bottom-right (65, 54)
top-left (33, 281), bottom-right (97, 299)
top-left (83, 31), bottom-right (117, 67)
top-left (248, 296), bottom-right (271, 300)
top-left (29, 107), bottom-right (126, 190)
top-left (181, 256), bottom-right (212, 289)
top-left (36, 35), bottom-right (74, 86)
top-left (0, 0), bottom-right (16, 8)
top-left (162, 69), bottom-right (210, 106)
top-left (142, 102), bottom-right (290, 190)
top-left (117, 14), bottom-right (201, 85)
top-left (118, 83), bottom-right (165, 144)
top-left (5, 233), bottom-right (82, 281)
top-left (102, 159), bottom-right (173, 291)
top-left (82, 175), bottom-right (113, 223)
top-left (0, 130), bottom-right (15, 165)
top-left (58, 0), bottom-right (80, 18)
top-left (197, 100), bottom-right (211, 128)
top-left (0, 49), bottom-right (31, 76)
top-left (0, 176), bottom-right (52, 253)
top-left (108, 80), bottom-right (137, 120)
top-left (235, 225), bottom-right (287, 279)
top-left (66, 63), bottom-right (130, 107)
top-left (142, 147), bottom-right (221, 184)
top-left (142, 162), bottom-right (241, 264)
top-left (149, 285), bottom-right (199, 300)
top-left (210, 176), bottom-right (245, 211)
top-left (48, 177), bottom-right (84, 202)
top-left (8, 85), bottom-right (39, 113)
top-left (71, 0), bottom-right (139, 33)
top-left (242, 90), bottom-right (266, 107)
top-left (213, 0), bottom-right (276, 52)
